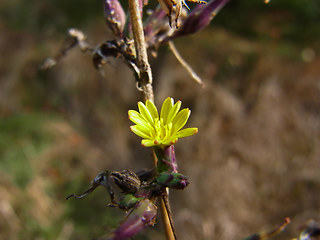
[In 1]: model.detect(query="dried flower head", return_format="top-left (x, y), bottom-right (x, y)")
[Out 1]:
top-left (128, 97), bottom-right (198, 147)
top-left (157, 0), bottom-right (206, 28)
top-left (103, 0), bottom-right (126, 37)
top-left (169, 0), bottom-right (230, 39)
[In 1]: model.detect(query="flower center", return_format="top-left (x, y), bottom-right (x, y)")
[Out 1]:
top-left (153, 118), bottom-right (173, 142)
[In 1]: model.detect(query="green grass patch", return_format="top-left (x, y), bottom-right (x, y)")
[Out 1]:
top-left (0, 112), bottom-right (58, 188)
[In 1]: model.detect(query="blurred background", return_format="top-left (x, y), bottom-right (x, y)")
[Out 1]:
top-left (0, 0), bottom-right (320, 239)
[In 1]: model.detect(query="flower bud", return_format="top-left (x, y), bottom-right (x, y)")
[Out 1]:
top-left (104, 0), bottom-right (126, 37)
top-left (110, 199), bottom-right (157, 239)
top-left (170, 0), bottom-right (229, 39)
top-left (156, 172), bottom-right (189, 189)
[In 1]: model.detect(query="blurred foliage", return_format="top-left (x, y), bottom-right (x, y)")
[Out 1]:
top-left (1, 0), bottom-right (102, 33)
top-left (215, 0), bottom-right (320, 43)
top-left (0, 113), bottom-right (54, 187)
top-left (0, 0), bottom-right (320, 239)
top-left (1, 0), bottom-right (320, 42)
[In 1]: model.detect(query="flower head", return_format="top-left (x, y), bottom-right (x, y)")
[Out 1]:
top-left (128, 97), bottom-right (198, 147)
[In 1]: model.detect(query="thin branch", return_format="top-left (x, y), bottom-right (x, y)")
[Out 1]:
top-left (168, 41), bottom-right (204, 86)
top-left (128, 0), bottom-right (154, 102)
top-left (41, 29), bottom-right (92, 70)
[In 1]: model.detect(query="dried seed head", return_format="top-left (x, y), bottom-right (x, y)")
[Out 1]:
top-left (104, 0), bottom-right (126, 37)
top-left (170, 0), bottom-right (229, 38)
top-left (157, 0), bottom-right (207, 28)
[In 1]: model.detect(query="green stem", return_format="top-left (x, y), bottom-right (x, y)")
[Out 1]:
top-left (153, 146), bottom-right (169, 173)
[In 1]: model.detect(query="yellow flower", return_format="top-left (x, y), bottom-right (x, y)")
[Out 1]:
top-left (128, 97), bottom-right (198, 147)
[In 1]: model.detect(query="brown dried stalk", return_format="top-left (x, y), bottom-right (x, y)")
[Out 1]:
top-left (128, 0), bottom-right (175, 239)
top-left (128, 0), bottom-right (154, 103)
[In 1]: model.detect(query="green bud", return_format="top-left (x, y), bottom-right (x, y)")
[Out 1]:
top-left (118, 194), bottom-right (143, 210)
top-left (156, 172), bottom-right (189, 190)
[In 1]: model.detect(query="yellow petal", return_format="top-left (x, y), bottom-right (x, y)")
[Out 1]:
top-left (162, 138), bottom-right (178, 146)
top-left (138, 101), bottom-right (154, 124)
top-left (141, 139), bottom-right (156, 147)
top-left (172, 108), bottom-right (190, 132)
top-left (160, 97), bottom-right (174, 124)
top-left (130, 125), bottom-right (151, 139)
top-left (146, 100), bottom-right (159, 120)
top-left (128, 110), bottom-right (150, 127)
top-left (132, 124), bottom-right (152, 136)
top-left (175, 128), bottom-right (198, 138)
top-left (167, 100), bottom-right (181, 123)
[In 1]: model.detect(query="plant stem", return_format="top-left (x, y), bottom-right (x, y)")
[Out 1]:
top-left (128, 1), bottom-right (175, 239)
top-left (161, 192), bottom-right (177, 240)
top-left (128, 0), bottom-right (154, 102)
